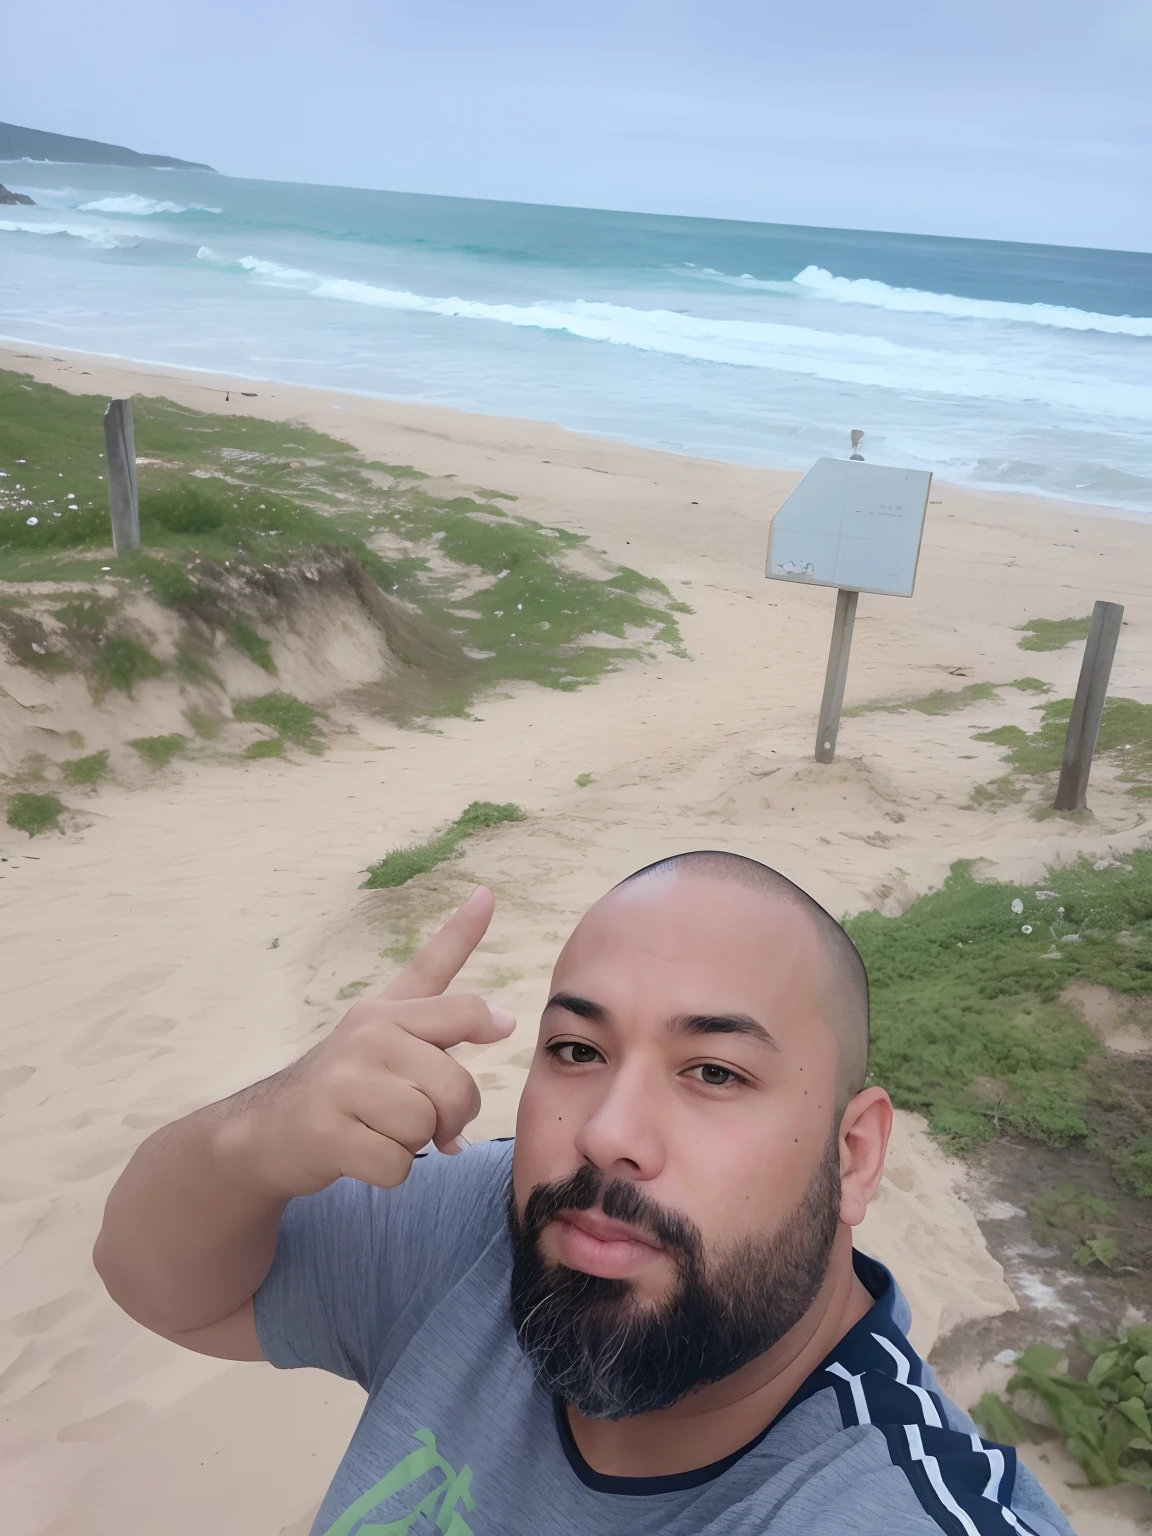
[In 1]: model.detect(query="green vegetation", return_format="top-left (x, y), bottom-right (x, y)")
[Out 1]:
top-left (575, 772), bottom-right (594, 787)
top-left (7, 791), bottom-right (65, 836)
top-left (1029, 1183), bottom-right (1120, 1269)
top-left (336, 979), bottom-right (371, 1000)
top-left (1114, 1136), bottom-right (1152, 1199)
top-left (0, 371), bottom-right (685, 719)
top-left (973, 1326), bottom-right (1152, 1490)
top-left (92, 635), bottom-right (165, 696)
top-left (175, 645), bottom-right (222, 688)
top-left (844, 678), bottom-right (1048, 721)
top-left (244, 737), bottom-right (285, 760)
top-left (1017, 616), bottom-right (1093, 652)
top-left (362, 800), bottom-right (526, 889)
top-left (184, 707), bottom-right (222, 739)
top-left (227, 620), bottom-right (277, 675)
top-left (846, 854), bottom-right (1152, 1183)
top-left (128, 733), bottom-right (188, 768)
top-left (976, 696), bottom-right (1152, 796)
top-left (965, 775), bottom-right (1026, 812)
top-left (233, 692), bottom-right (325, 754)
top-left (60, 750), bottom-right (109, 787)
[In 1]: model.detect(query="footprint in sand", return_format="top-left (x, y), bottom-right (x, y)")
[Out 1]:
top-left (0, 1065), bottom-right (35, 1097)
top-left (56, 1400), bottom-right (151, 1442)
top-left (5, 1289), bottom-right (88, 1337)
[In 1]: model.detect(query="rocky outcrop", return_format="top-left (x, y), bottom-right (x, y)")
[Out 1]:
top-left (0, 182), bottom-right (33, 205)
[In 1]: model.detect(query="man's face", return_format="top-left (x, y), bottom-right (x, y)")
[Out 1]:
top-left (508, 873), bottom-right (847, 1418)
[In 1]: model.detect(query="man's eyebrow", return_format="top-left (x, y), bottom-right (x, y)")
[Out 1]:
top-left (544, 992), bottom-right (609, 1024)
top-left (670, 1013), bottom-right (780, 1050)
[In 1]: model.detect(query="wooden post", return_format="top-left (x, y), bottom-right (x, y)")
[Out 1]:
top-left (1053, 599), bottom-right (1124, 811)
top-left (815, 587), bottom-right (858, 763)
top-left (103, 398), bottom-right (140, 555)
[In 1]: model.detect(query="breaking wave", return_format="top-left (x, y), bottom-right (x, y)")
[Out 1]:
top-left (791, 265), bottom-right (1152, 338)
top-left (79, 193), bottom-right (221, 216)
top-left (202, 251), bottom-right (1152, 419)
top-left (0, 219), bottom-right (138, 250)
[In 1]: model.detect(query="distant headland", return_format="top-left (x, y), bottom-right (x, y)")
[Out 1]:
top-left (0, 122), bottom-right (215, 173)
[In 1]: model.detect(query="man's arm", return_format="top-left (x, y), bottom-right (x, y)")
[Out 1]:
top-left (93, 888), bottom-right (513, 1361)
top-left (93, 1097), bottom-right (289, 1359)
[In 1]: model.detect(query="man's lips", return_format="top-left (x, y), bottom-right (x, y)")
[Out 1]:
top-left (551, 1208), bottom-right (666, 1279)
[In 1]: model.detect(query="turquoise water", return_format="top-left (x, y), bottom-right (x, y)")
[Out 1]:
top-left (3, 162), bottom-right (1151, 512)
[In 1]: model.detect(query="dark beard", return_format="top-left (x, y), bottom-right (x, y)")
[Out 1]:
top-left (507, 1139), bottom-right (842, 1421)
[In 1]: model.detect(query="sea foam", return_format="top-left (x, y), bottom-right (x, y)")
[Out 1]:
top-left (79, 194), bottom-right (221, 216)
top-left (0, 219), bottom-right (138, 250)
top-left (222, 254), bottom-right (1152, 420)
top-left (792, 266), bottom-right (1152, 338)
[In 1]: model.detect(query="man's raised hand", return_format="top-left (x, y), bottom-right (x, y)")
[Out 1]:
top-left (229, 887), bottom-right (514, 1198)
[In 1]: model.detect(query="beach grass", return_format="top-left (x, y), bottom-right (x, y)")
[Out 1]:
top-left (1016, 616), bottom-right (1093, 652)
top-left (0, 371), bottom-right (685, 717)
top-left (362, 800), bottom-right (526, 889)
top-left (6, 791), bottom-right (65, 836)
top-left (975, 696), bottom-right (1152, 796)
top-left (60, 750), bottom-right (110, 787)
top-left (843, 678), bottom-right (1047, 721)
top-left (847, 853), bottom-right (1152, 1187)
top-left (233, 692), bottom-right (325, 754)
top-left (128, 733), bottom-right (188, 768)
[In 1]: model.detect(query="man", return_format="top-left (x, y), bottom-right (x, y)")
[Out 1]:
top-left (95, 853), bottom-right (1074, 1535)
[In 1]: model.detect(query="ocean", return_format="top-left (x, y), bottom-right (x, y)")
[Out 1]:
top-left (2, 161), bottom-right (1151, 514)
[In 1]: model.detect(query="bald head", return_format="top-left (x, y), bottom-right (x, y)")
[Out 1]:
top-left (619, 851), bottom-right (870, 1111)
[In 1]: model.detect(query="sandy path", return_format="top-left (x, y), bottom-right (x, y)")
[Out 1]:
top-left (3, 345), bottom-right (1151, 1534)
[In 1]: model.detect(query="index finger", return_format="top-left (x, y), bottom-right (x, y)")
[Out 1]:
top-left (379, 886), bottom-right (495, 1001)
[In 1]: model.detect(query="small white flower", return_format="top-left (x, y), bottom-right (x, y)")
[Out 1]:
top-left (31, 643), bottom-right (45, 654)
top-left (25, 516), bottom-right (38, 525)
top-left (1011, 898), bottom-right (1024, 915)
top-left (1021, 924), bottom-right (1032, 934)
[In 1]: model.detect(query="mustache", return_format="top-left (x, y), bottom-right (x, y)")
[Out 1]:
top-left (517, 1164), bottom-right (703, 1264)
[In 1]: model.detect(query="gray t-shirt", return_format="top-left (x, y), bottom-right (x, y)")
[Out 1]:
top-left (255, 1139), bottom-right (1074, 1536)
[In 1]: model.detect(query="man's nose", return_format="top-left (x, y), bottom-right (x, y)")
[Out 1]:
top-left (572, 1060), bottom-right (666, 1181)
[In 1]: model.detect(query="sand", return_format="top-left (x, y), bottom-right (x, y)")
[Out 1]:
top-left (3, 343), bottom-right (1152, 1535)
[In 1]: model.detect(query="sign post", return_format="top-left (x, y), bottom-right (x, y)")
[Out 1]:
top-left (815, 588), bottom-right (859, 763)
top-left (765, 456), bottom-right (933, 763)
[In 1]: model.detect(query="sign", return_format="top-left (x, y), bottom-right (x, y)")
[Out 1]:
top-left (765, 457), bottom-right (932, 599)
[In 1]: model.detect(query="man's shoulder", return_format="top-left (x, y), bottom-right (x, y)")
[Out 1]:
top-left (780, 1323), bottom-right (1075, 1536)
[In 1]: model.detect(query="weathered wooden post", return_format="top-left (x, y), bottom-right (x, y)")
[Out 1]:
top-left (1053, 599), bottom-right (1124, 811)
top-left (103, 398), bottom-right (140, 555)
top-left (815, 588), bottom-right (859, 762)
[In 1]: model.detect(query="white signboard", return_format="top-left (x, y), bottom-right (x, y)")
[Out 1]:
top-left (766, 458), bottom-right (932, 598)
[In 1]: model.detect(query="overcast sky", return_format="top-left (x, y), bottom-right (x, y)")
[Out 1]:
top-left (5, 0), bottom-right (1151, 250)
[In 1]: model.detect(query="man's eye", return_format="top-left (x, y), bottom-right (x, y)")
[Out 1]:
top-left (687, 1063), bottom-right (743, 1088)
top-left (548, 1041), bottom-right (602, 1065)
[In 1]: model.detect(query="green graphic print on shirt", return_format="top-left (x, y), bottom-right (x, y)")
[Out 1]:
top-left (320, 1430), bottom-right (475, 1536)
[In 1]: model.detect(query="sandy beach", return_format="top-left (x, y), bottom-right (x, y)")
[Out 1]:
top-left (2, 343), bottom-right (1151, 1535)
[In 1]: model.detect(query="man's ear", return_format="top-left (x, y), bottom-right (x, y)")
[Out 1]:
top-left (838, 1087), bottom-right (894, 1228)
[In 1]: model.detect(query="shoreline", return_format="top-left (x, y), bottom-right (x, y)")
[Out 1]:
top-left (2, 336), bottom-right (1148, 524)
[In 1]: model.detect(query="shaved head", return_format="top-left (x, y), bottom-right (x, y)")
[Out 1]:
top-left (619, 851), bottom-right (870, 1111)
